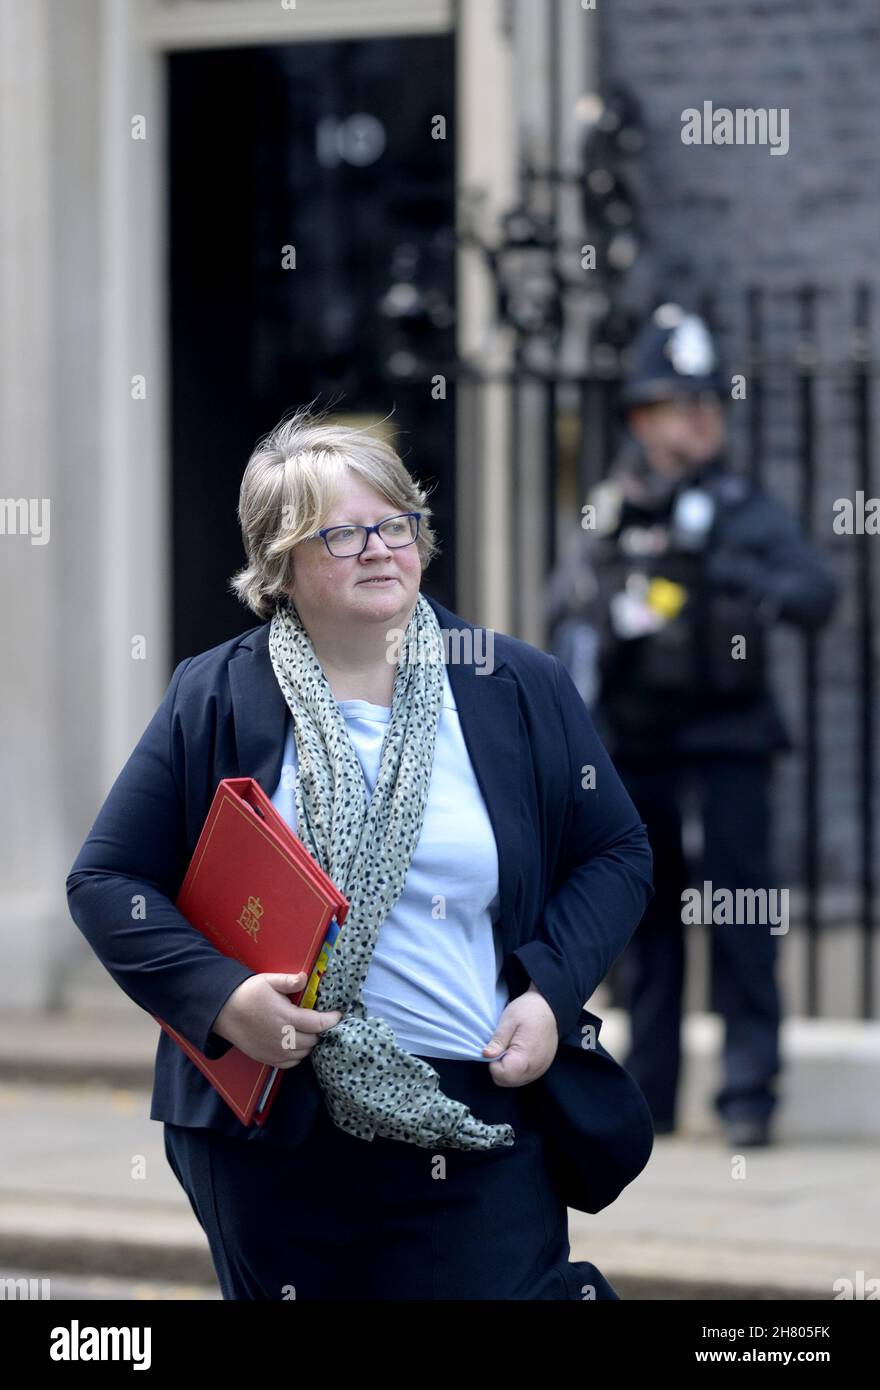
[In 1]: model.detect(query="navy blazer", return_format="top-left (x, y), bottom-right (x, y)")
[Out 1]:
top-left (66, 593), bottom-right (655, 1213)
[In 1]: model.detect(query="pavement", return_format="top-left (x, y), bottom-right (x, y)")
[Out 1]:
top-left (0, 1007), bottom-right (877, 1301)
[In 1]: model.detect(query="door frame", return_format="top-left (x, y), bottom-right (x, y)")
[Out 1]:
top-left (100, 0), bottom-right (513, 780)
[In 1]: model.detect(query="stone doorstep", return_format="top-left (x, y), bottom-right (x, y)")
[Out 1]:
top-left (595, 1011), bottom-right (880, 1142)
top-left (0, 1010), bottom-right (878, 1138)
top-left (0, 1195), bottom-right (215, 1286)
top-left (569, 1225), bottom-right (854, 1302)
top-left (4, 1006), bottom-right (880, 1073)
top-left (0, 1194), bottom-right (854, 1300)
top-left (0, 1011), bottom-right (157, 1088)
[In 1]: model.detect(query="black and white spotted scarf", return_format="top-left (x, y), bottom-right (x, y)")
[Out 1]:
top-left (267, 592), bottom-right (515, 1152)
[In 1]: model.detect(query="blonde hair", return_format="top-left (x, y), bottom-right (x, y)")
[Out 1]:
top-left (228, 401), bottom-right (441, 620)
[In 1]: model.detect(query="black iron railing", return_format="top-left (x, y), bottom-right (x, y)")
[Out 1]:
top-left (452, 282), bottom-right (878, 1018)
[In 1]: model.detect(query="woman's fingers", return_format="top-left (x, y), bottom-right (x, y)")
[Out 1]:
top-left (272, 1016), bottom-right (337, 1065)
top-left (290, 1007), bottom-right (343, 1033)
top-left (253, 1002), bottom-right (342, 1068)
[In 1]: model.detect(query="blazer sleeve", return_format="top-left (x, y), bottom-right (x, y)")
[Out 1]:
top-left (509, 656), bottom-right (654, 1041)
top-left (65, 657), bottom-right (256, 1059)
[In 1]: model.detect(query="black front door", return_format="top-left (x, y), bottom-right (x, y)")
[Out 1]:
top-left (168, 33), bottom-right (457, 662)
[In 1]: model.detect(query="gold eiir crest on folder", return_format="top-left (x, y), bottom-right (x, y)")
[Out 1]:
top-left (237, 894), bottom-right (264, 941)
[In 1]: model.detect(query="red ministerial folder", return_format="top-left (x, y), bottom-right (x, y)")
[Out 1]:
top-left (153, 777), bottom-right (349, 1127)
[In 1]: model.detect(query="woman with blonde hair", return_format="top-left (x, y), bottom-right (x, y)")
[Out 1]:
top-left (67, 402), bottom-right (654, 1301)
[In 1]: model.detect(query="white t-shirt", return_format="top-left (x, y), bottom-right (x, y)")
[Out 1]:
top-left (270, 664), bottom-right (510, 1059)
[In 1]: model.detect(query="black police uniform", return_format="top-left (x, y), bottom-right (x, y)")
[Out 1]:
top-left (546, 307), bottom-right (837, 1135)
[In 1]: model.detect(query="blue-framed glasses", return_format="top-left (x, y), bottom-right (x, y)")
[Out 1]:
top-left (305, 511), bottom-right (421, 557)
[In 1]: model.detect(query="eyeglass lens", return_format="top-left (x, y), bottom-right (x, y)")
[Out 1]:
top-left (325, 515), bottom-right (418, 556)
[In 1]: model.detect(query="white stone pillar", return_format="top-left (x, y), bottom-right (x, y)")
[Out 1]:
top-left (512, 0), bottom-right (600, 648)
top-left (0, 0), bottom-right (59, 1007)
top-left (455, 0), bottom-right (517, 632)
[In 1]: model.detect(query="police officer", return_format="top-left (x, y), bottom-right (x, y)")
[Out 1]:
top-left (545, 304), bottom-right (838, 1146)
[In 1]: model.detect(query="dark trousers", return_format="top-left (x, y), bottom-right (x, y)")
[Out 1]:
top-left (163, 1055), bottom-right (620, 1301)
top-left (614, 755), bottom-right (782, 1128)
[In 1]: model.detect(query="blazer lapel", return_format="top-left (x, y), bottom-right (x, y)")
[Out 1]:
top-left (227, 596), bottom-right (524, 952)
top-left (228, 626), bottom-right (289, 797)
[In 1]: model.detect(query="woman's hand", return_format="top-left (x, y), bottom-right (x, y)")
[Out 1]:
top-left (482, 981), bottom-right (559, 1087)
top-left (212, 972), bottom-right (343, 1070)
